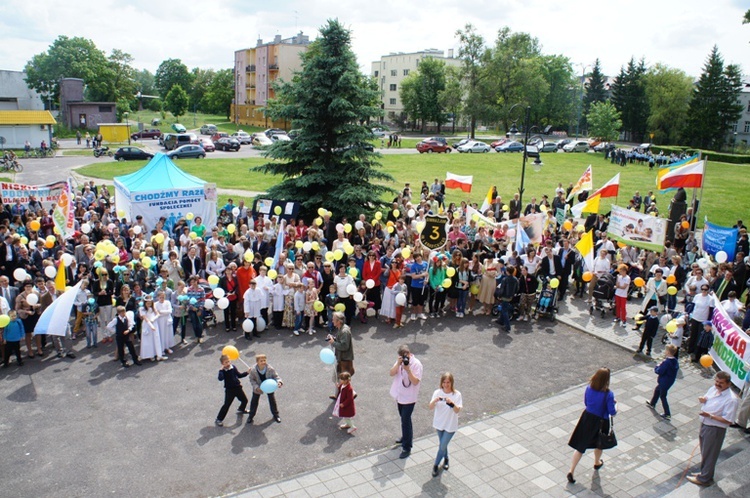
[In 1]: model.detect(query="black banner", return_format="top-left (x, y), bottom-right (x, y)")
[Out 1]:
top-left (420, 215), bottom-right (448, 250)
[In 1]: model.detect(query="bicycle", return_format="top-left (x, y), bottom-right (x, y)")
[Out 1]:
top-left (0, 158), bottom-right (23, 172)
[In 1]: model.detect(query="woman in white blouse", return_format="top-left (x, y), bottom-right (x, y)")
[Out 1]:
top-left (429, 372), bottom-right (463, 478)
top-left (205, 250), bottom-right (226, 277)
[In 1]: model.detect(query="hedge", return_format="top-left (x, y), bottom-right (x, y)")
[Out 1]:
top-left (651, 145), bottom-right (750, 165)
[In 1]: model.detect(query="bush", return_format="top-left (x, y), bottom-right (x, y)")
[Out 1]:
top-left (651, 145), bottom-right (750, 164)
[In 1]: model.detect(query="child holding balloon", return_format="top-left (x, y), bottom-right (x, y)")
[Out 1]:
top-left (215, 353), bottom-right (250, 427)
top-left (83, 296), bottom-right (99, 348)
top-left (247, 354), bottom-right (282, 424)
top-left (304, 278), bottom-right (318, 335)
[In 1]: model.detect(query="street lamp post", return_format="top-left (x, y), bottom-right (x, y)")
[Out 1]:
top-left (575, 63), bottom-right (590, 139)
top-left (124, 112), bottom-right (130, 145)
top-left (733, 132), bottom-right (738, 155)
top-left (507, 105), bottom-right (543, 214)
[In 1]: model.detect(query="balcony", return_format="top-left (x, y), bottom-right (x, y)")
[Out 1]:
top-left (246, 65), bottom-right (256, 72)
top-left (269, 64), bottom-right (279, 70)
top-left (245, 82), bottom-right (256, 89)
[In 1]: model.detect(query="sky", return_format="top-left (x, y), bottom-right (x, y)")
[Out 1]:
top-left (0, 0), bottom-right (747, 80)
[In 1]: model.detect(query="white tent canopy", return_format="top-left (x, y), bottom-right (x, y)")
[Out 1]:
top-left (113, 153), bottom-right (216, 235)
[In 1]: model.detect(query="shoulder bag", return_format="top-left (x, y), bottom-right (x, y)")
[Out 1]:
top-left (597, 392), bottom-right (617, 449)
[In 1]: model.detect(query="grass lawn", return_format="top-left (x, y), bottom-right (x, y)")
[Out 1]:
top-left (76, 151), bottom-right (747, 226)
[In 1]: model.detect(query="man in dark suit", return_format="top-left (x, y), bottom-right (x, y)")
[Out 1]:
top-left (711, 269), bottom-right (738, 301)
top-left (539, 246), bottom-right (563, 279)
top-left (557, 239), bottom-right (577, 300)
top-left (0, 275), bottom-right (19, 310)
top-left (0, 234), bottom-right (17, 279)
top-left (508, 193), bottom-right (521, 220)
top-left (524, 197), bottom-right (540, 216)
top-left (181, 246), bottom-right (203, 279)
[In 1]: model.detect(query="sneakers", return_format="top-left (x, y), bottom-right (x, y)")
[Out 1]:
top-left (274, 416), bottom-right (281, 423)
top-left (215, 419), bottom-right (223, 427)
top-left (613, 318), bottom-right (619, 323)
top-left (308, 329), bottom-right (314, 336)
top-left (410, 314), bottom-right (416, 321)
top-left (646, 401), bottom-right (655, 410)
top-left (293, 329), bottom-right (300, 336)
top-left (419, 313), bottom-right (428, 320)
top-left (621, 322), bottom-right (627, 328)
top-left (347, 426), bottom-right (357, 434)
top-left (661, 414), bottom-right (671, 421)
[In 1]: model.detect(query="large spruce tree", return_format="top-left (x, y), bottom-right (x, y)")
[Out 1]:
top-left (254, 19), bottom-right (394, 221)
top-left (610, 58), bottom-right (649, 142)
top-left (582, 58), bottom-right (608, 132)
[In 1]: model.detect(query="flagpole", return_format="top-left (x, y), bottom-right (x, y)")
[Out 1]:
top-left (696, 155), bottom-right (707, 226)
top-left (690, 152), bottom-right (702, 211)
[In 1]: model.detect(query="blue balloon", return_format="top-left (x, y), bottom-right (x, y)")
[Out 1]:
top-left (189, 297), bottom-right (197, 305)
top-left (260, 379), bottom-right (278, 394)
top-left (319, 348), bottom-right (336, 365)
top-left (94, 261), bottom-right (103, 268)
top-left (88, 298), bottom-right (95, 305)
top-left (162, 251), bottom-right (169, 260)
top-left (178, 295), bottom-right (189, 302)
top-left (156, 277), bottom-right (164, 286)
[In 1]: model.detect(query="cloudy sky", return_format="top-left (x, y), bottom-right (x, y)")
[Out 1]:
top-left (1, 0), bottom-right (747, 79)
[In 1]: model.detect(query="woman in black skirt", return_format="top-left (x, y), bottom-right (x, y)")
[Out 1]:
top-left (567, 367), bottom-right (617, 483)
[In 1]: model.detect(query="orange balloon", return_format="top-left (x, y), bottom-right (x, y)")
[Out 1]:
top-left (45, 239), bottom-right (54, 248)
top-left (681, 221), bottom-right (690, 229)
top-left (582, 271), bottom-right (593, 282)
top-left (699, 354), bottom-right (713, 368)
top-left (666, 274), bottom-right (676, 284)
top-left (617, 241), bottom-right (627, 249)
top-left (30, 220), bottom-right (41, 231)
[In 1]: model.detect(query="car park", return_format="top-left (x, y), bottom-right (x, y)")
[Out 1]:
top-left (416, 140), bottom-right (452, 153)
top-left (198, 137), bottom-right (215, 152)
top-left (252, 133), bottom-right (273, 148)
top-left (214, 137), bottom-right (241, 151)
top-left (451, 138), bottom-right (471, 149)
top-left (231, 131), bottom-right (253, 144)
top-left (457, 140), bottom-right (491, 153)
top-left (167, 144), bottom-right (205, 159)
top-left (130, 129), bottom-right (162, 141)
top-left (563, 140), bottom-right (590, 152)
top-left (271, 133), bottom-right (291, 142)
top-left (164, 133), bottom-right (199, 151)
top-left (426, 137), bottom-right (448, 146)
top-left (113, 147), bottom-right (154, 161)
top-left (210, 132), bottom-right (229, 143)
top-left (372, 127), bottom-right (388, 137)
top-left (556, 138), bottom-right (573, 150)
top-left (200, 124), bottom-right (218, 135)
top-left (495, 141), bottom-right (524, 153)
top-left (593, 141), bottom-right (610, 152)
top-left (264, 128), bottom-right (286, 139)
top-left (171, 123), bottom-right (187, 133)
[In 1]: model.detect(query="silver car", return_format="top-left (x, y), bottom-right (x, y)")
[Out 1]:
top-left (457, 140), bottom-right (491, 153)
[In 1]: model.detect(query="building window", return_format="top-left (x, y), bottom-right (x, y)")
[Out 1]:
top-left (374, 70), bottom-right (379, 77)
top-left (390, 70), bottom-right (397, 76)
top-left (98, 106), bottom-right (112, 113)
top-left (389, 84), bottom-right (397, 91)
top-left (732, 123), bottom-right (738, 132)
top-left (389, 98), bottom-right (397, 105)
top-left (744, 121), bottom-right (750, 133)
top-left (747, 101), bottom-right (750, 112)
top-left (403, 69), bottom-right (409, 76)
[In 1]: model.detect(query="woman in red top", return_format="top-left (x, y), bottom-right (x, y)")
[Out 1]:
top-left (380, 253), bottom-right (403, 324)
top-left (362, 250), bottom-right (382, 314)
top-left (235, 259), bottom-right (256, 319)
top-left (219, 265), bottom-right (240, 331)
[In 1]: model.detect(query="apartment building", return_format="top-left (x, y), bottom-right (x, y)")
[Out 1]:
top-left (730, 82), bottom-right (750, 149)
top-left (370, 49), bottom-right (461, 122)
top-left (232, 32), bottom-right (311, 128)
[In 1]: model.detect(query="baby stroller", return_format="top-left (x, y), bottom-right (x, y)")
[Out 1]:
top-left (491, 293), bottom-right (520, 322)
top-left (590, 272), bottom-right (615, 318)
top-left (198, 278), bottom-right (218, 328)
top-left (533, 277), bottom-right (558, 322)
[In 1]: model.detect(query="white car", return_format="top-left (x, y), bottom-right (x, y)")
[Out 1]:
top-left (271, 133), bottom-right (291, 142)
top-left (563, 140), bottom-right (590, 152)
top-left (252, 133), bottom-right (273, 148)
top-left (231, 131), bottom-right (253, 145)
top-left (456, 140), bottom-right (491, 153)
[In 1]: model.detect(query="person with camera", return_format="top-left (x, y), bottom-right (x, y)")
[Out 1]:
top-left (327, 311), bottom-right (354, 399)
top-left (429, 372), bottom-right (462, 477)
top-left (389, 344), bottom-right (423, 459)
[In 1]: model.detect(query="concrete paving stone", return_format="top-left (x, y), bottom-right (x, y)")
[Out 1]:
top-left (330, 491), bottom-right (353, 498)
top-left (301, 482), bottom-right (330, 498)
top-left (312, 468), bottom-right (339, 484)
top-left (546, 426), bottom-right (569, 439)
top-left (517, 464), bottom-right (542, 481)
top-left (276, 479), bottom-right (303, 494)
top-left (351, 480), bottom-right (379, 498)
top-left (482, 427), bottom-right (503, 439)
top-left (322, 476), bottom-right (353, 494)
top-left (332, 462), bottom-right (359, 478)
top-left (478, 439), bottom-right (502, 453)
top-left (282, 489), bottom-right (310, 498)
top-left (465, 443), bottom-right (488, 458)
top-left (505, 456), bottom-right (528, 471)
top-left (295, 473), bottom-right (321, 488)
top-left (458, 425), bottom-right (477, 436)
top-left (407, 450), bottom-right (433, 465)
top-left (341, 471), bottom-right (368, 488)
top-left (256, 484), bottom-right (283, 498)
top-left (532, 460), bottom-right (557, 474)
top-left (351, 456), bottom-right (377, 471)
top-left (372, 460), bottom-right (401, 478)
top-left (505, 442), bottom-right (529, 456)
top-left (530, 474), bottom-right (558, 491)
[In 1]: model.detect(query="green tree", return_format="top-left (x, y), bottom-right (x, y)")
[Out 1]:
top-left (106, 49), bottom-right (137, 103)
top-left (155, 59), bottom-right (192, 99)
top-left (24, 35), bottom-right (111, 104)
top-left (202, 69), bottom-right (234, 118)
top-left (253, 19), bottom-right (394, 220)
top-left (455, 24), bottom-right (491, 138)
top-left (587, 101), bottom-right (622, 141)
top-left (399, 58), bottom-right (447, 133)
top-left (439, 66), bottom-right (463, 134)
top-left (189, 68), bottom-right (215, 112)
top-left (744, 9), bottom-right (750, 24)
top-left (538, 54), bottom-right (574, 129)
top-left (684, 46), bottom-right (743, 150)
top-left (610, 57), bottom-right (649, 142)
top-left (643, 64), bottom-right (693, 144)
top-left (581, 59), bottom-right (608, 132)
top-left (165, 84), bottom-right (189, 120)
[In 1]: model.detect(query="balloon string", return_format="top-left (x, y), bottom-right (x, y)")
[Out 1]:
top-left (677, 441), bottom-right (700, 488)
top-left (238, 358), bottom-right (251, 369)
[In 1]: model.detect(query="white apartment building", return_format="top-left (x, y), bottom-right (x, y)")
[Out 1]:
top-left (370, 49), bottom-right (461, 121)
top-left (730, 82), bottom-right (750, 149)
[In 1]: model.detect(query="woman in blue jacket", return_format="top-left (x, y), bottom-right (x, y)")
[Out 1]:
top-left (567, 367), bottom-right (617, 483)
top-left (646, 344), bottom-right (679, 420)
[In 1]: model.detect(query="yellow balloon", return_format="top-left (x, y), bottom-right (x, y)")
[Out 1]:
top-left (142, 258), bottom-right (152, 269)
top-left (0, 315), bottom-right (10, 327)
top-left (446, 267), bottom-right (456, 277)
top-left (314, 217), bottom-right (323, 226)
top-left (472, 213), bottom-right (480, 222)
top-left (244, 250), bottom-right (253, 262)
top-left (222, 345), bottom-right (240, 360)
top-left (227, 224), bottom-right (236, 234)
top-left (348, 268), bottom-right (358, 278)
top-left (667, 285), bottom-right (677, 296)
top-left (20, 236), bottom-right (28, 245)
top-left (416, 222), bottom-right (425, 233)
top-left (502, 204), bottom-right (509, 212)
top-left (264, 257), bottom-right (274, 267)
top-left (274, 206), bottom-right (282, 215)
top-left (314, 300), bottom-right (324, 312)
top-left (94, 250), bottom-right (106, 261)
top-left (665, 321), bottom-right (677, 333)
top-left (401, 247), bottom-right (411, 259)
top-left (333, 249), bottom-right (344, 261)
top-left (111, 255), bottom-right (120, 264)
top-left (207, 275), bottom-right (220, 285)
top-left (375, 212), bottom-right (383, 220)
top-left (46, 235), bottom-right (56, 244)
top-left (325, 252), bottom-right (335, 262)
top-left (295, 240), bottom-right (303, 249)
top-left (311, 241), bottom-right (320, 251)
top-left (334, 303), bottom-right (346, 312)
top-left (393, 209), bottom-right (400, 218)
top-left (470, 284), bottom-right (480, 295)
top-left (267, 269), bottom-right (278, 279)
top-left (563, 220), bottom-right (572, 231)
top-left (442, 278), bottom-right (452, 288)
top-left (549, 278), bottom-right (560, 289)
top-left (117, 210), bottom-right (126, 218)
top-left (186, 213), bottom-right (194, 221)
top-left (189, 232), bottom-right (197, 239)
top-left (344, 245), bottom-right (354, 255)
top-left (344, 223), bottom-right (352, 233)
top-left (154, 233), bottom-right (165, 244)
top-left (317, 208), bottom-right (326, 217)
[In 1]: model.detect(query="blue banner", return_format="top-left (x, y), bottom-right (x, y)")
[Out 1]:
top-left (702, 221), bottom-right (737, 261)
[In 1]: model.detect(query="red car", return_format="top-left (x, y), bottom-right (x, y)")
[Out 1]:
top-left (210, 132), bottom-right (229, 143)
top-left (490, 138), bottom-right (509, 149)
top-left (131, 129), bottom-right (162, 141)
top-left (416, 140), bottom-right (452, 154)
top-left (199, 138), bottom-right (215, 152)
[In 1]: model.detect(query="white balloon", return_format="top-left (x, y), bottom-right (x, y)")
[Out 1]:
top-left (354, 221), bottom-right (364, 230)
top-left (395, 292), bottom-right (407, 306)
top-left (407, 209), bottom-right (415, 218)
top-left (216, 297), bottom-right (229, 310)
top-left (346, 284), bottom-right (357, 295)
top-left (44, 266), bottom-right (57, 279)
top-left (256, 316), bottom-right (266, 332)
top-left (81, 223), bottom-right (91, 234)
top-left (302, 241), bottom-right (312, 252)
top-left (232, 207), bottom-right (240, 217)
top-left (26, 293), bottom-right (39, 306)
top-left (213, 287), bottom-right (226, 299)
top-left (61, 253), bottom-right (74, 267)
top-left (365, 279), bottom-right (375, 289)
top-left (366, 308), bottom-right (376, 317)
top-left (336, 223), bottom-right (344, 233)
top-left (243, 319), bottom-right (254, 332)
top-left (203, 298), bottom-right (215, 310)
top-left (353, 292), bottom-right (363, 302)
top-left (133, 225), bottom-right (142, 234)
top-left (13, 268), bottom-right (28, 282)
top-left (715, 251), bottom-right (728, 264)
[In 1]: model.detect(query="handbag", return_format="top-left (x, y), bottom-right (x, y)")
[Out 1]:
top-left (597, 394), bottom-right (617, 449)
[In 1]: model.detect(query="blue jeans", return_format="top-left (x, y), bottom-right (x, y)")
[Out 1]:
top-left (294, 312), bottom-right (304, 330)
top-left (85, 321), bottom-right (98, 347)
top-left (457, 289), bottom-right (468, 314)
top-left (497, 301), bottom-right (512, 330)
top-left (327, 310), bottom-right (334, 331)
top-left (188, 309), bottom-right (203, 338)
top-left (666, 294), bottom-right (677, 313)
top-left (397, 402), bottom-right (415, 451)
top-left (435, 429), bottom-right (455, 466)
top-left (650, 385), bottom-right (671, 416)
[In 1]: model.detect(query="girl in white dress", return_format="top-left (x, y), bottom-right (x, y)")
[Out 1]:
top-left (140, 296), bottom-right (165, 361)
top-left (155, 291), bottom-right (174, 355)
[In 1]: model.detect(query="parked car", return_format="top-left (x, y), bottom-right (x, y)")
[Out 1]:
top-left (490, 138), bottom-right (510, 149)
top-left (214, 137), bottom-right (241, 151)
top-left (252, 133), bottom-right (273, 148)
top-left (167, 144), bottom-right (205, 159)
top-left (130, 129), bottom-right (162, 141)
top-left (563, 140), bottom-right (590, 152)
top-left (113, 147), bottom-right (154, 161)
top-left (451, 138), bottom-right (471, 149)
top-left (416, 140), bottom-right (452, 153)
top-left (159, 133), bottom-right (172, 147)
top-left (264, 128), bottom-right (286, 139)
top-left (271, 133), bottom-right (291, 142)
top-left (164, 133), bottom-right (198, 151)
top-left (588, 138), bottom-right (605, 148)
top-left (210, 132), bottom-right (229, 143)
top-left (540, 141), bottom-right (559, 152)
top-left (457, 140), bottom-right (491, 153)
top-left (372, 127), bottom-right (388, 138)
top-left (288, 129), bottom-right (301, 140)
top-left (171, 123), bottom-right (187, 133)
top-left (200, 124), bottom-right (218, 135)
top-left (556, 138), bottom-right (573, 150)
top-left (495, 141), bottom-right (524, 153)
top-left (593, 141), bottom-right (610, 152)
top-left (426, 137), bottom-right (448, 146)
top-left (231, 131), bottom-right (253, 144)
top-left (198, 137), bottom-right (215, 152)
